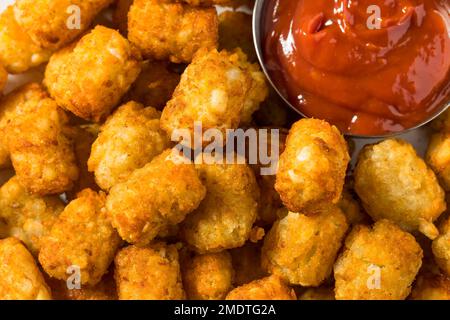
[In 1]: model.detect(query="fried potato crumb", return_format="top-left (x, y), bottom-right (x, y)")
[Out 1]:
top-left (44, 26), bottom-right (142, 122)
top-left (39, 189), bottom-right (121, 286)
top-left (88, 101), bottom-right (170, 190)
top-left (334, 220), bottom-right (423, 300)
top-left (355, 139), bottom-right (446, 239)
top-left (275, 118), bottom-right (350, 213)
top-left (226, 275), bottom-right (296, 300)
top-left (0, 237), bottom-right (51, 300)
top-left (115, 243), bottom-right (186, 300)
top-left (106, 149), bottom-right (206, 245)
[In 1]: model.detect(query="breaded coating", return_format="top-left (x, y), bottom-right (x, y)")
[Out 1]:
top-left (48, 271), bottom-right (117, 300)
top-left (275, 118), bottom-right (350, 213)
top-left (113, 0), bottom-right (133, 35)
top-left (426, 132), bottom-right (450, 191)
top-left (262, 206), bottom-right (349, 286)
top-left (219, 11), bottom-right (256, 63)
top-left (13, 0), bottom-right (113, 49)
top-left (334, 220), bottom-right (423, 300)
top-left (88, 101), bottom-right (170, 190)
top-left (124, 61), bottom-right (181, 110)
top-left (5, 95), bottom-right (79, 195)
top-left (0, 176), bottom-right (64, 256)
top-left (0, 83), bottom-right (48, 168)
top-left (128, 0), bottom-right (218, 63)
top-left (226, 275), bottom-right (296, 300)
top-left (39, 189), bottom-right (121, 286)
top-left (432, 215), bottom-right (450, 276)
top-left (0, 6), bottom-right (52, 73)
top-left (432, 109), bottom-right (450, 133)
top-left (354, 139), bottom-right (446, 239)
top-left (181, 251), bottom-right (234, 300)
top-left (0, 237), bottom-right (51, 300)
top-left (299, 287), bottom-right (335, 300)
top-left (230, 242), bottom-right (267, 286)
top-left (44, 26), bottom-right (142, 122)
top-left (106, 149), bottom-right (206, 245)
top-left (161, 48), bottom-right (266, 139)
top-left (181, 159), bottom-right (259, 253)
top-left (66, 124), bottom-right (100, 200)
top-left (115, 243), bottom-right (185, 300)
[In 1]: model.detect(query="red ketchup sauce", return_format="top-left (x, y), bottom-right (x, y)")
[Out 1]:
top-left (264, 0), bottom-right (450, 135)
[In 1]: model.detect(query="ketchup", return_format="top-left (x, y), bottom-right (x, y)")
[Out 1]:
top-left (264, 0), bottom-right (450, 135)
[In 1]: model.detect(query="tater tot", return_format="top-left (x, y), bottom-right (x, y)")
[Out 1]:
top-left (39, 189), bottom-right (121, 286)
top-left (5, 95), bottom-right (79, 195)
top-left (225, 275), bottom-right (296, 300)
top-left (106, 149), bottom-right (206, 245)
top-left (13, 0), bottom-right (113, 49)
top-left (275, 119), bottom-right (350, 213)
top-left (426, 132), bottom-right (450, 191)
top-left (181, 159), bottom-right (259, 253)
top-left (44, 26), bottom-right (142, 122)
top-left (114, 243), bottom-right (186, 300)
top-left (128, 0), bottom-right (218, 63)
top-left (409, 267), bottom-right (450, 300)
top-left (161, 48), bottom-right (266, 139)
top-left (0, 176), bottom-right (64, 256)
top-left (262, 206), bottom-right (349, 286)
top-left (218, 11), bottom-right (256, 63)
top-left (355, 139), bottom-right (446, 239)
top-left (230, 242), bottom-right (267, 286)
top-left (334, 220), bottom-right (423, 300)
top-left (298, 287), bottom-right (335, 300)
top-left (88, 101), bottom-right (170, 190)
top-left (0, 6), bottom-right (52, 73)
top-left (0, 237), bottom-right (51, 300)
top-left (0, 83), bottom-right (48, 168)
top-left (181, 251), bottom-right (234, 300)
top-left (432, 215), bottom-right (450, 276)
top-left (124, 61), bottom-right (181, 110)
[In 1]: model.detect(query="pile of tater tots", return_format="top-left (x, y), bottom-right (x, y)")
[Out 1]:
top-left (0, 0), bottom-right (449, 301)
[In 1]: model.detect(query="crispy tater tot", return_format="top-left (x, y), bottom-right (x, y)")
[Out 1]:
top-left (44, 26), bottom-right (142, 122)
top-left (113, 0), bottom-right (133, 35)
top-left (275, 118), bottom-right (350, 213)
top-left (115, 243), bottom-right (186, 300)
top-left (181, 158), bottom-right (259, 253)
top-left (432, 215), bottom-right (450, 276)
top-left (0, 237), bottom-right (51, 300)
top-left (13, 0), bottom-right (114, 49)
top-left (0, 6), bottom-right (52, 74)
top-left (106, 149), bottom-right (206, 245)
top-left (39, 189), bottom-right (121, 286)
top-left (298, 287), bottom-right (335, 300)
top-left (48, 271), bottom-right (117, 300)
top-left (161, 48), bottom-right (266, 139)
top-left (88, 101), bottom-right (170, 190)
top-left (218, 11), bottom-right (256, 63)
top-left (124, 61), bottom-right (181, 110)
top-left (230, 242), bottom-right (267, 286)
top-left (128, 0), bottom-right (218, 63)
top-left (262, 206), bottom-right (349, 286)
top-left (432, 109), bottom-right (450, 133)
top-left (334, 220), bottom-right (423, 300)
top-left (225, 275), bottom-right (296, 300)
top-left (5, 95), bottom-right (79, 195)
top-left (66, 124), bottom-right (100, 200)
top-left (181, 251), bottom-right (234, 300)
top-left (0, 83), bottom-right (48, 169)
top-left (354, 139), bottom-right (446, 239)
top-left (426, 132), bottom-right (450, 191)
top-left (0, 176), bottom-right (64, 256)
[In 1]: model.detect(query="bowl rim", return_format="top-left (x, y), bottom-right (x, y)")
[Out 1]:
top-left (252, 0), bottom-right (450, 139)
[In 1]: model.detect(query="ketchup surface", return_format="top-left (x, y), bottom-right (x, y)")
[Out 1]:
top-left (264, 0), bottom-right (450, 135)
